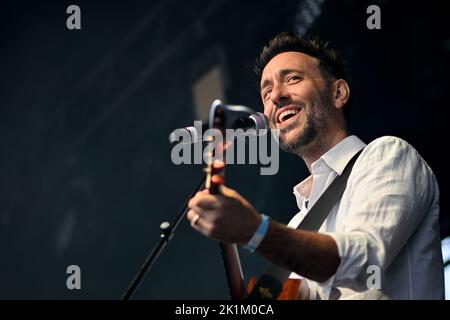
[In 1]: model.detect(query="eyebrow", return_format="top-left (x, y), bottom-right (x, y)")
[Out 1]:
top-left (260, 68), bottom-right (306, 91)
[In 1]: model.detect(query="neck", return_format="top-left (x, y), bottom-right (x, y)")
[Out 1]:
top-left (302, 128), bottom-right (349, 172)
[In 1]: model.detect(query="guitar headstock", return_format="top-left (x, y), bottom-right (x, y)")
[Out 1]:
top-left (204, 101), bottom-right (226, 195)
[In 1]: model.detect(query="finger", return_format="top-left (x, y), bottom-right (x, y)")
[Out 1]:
top-left (211, 174), bottom-right (225, 190)
top-left (218, 184), bottom-right (237, 198)
top-left (190, 214), bottom-right (201, 228)
top-left (189, 193), bottom-right (221, 210)
top-left (212, 160), bottom-right (225, 171)
top-left (187, 209), bottom-right (197, 221)
top-left (187, 209), bottom-right (201, 229)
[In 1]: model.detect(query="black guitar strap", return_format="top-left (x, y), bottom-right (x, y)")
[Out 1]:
top-left (247, 148), bottom-right (364, 300)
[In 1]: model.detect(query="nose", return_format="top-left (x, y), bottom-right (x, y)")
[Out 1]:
top-left (264, 83), bottom-right (290, 121)
top-left (270, 83), bottom-right (290, 107)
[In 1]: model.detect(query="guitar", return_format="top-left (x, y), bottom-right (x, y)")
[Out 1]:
top-left (203, 100), bottom-right (301, 300)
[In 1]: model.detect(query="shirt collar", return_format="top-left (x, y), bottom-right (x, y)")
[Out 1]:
top-left (320, 135), bottom-right (366, 176)
top-left (293, 135), bottom-right (366, 202)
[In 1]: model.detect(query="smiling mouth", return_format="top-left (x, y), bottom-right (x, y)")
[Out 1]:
top-left (277, 108), bottom-right (301, 124)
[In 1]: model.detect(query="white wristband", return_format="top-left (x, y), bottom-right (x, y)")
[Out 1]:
top-left (243, 214), bottom-right (270, 253)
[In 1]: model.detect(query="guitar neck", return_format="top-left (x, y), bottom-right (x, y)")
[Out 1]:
top-left (205, 161), bottom-right (246, 300)
top-left (219, 243), bottom-right (246, 300)
top-left (205, 106), bottom-right (245, 300)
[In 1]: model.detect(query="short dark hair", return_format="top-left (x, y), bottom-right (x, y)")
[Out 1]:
top-left (255, 32), bottom-right (352, 119)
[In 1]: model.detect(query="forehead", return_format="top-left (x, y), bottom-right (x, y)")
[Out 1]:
top-left (261, 51), bottom-right (320, 84)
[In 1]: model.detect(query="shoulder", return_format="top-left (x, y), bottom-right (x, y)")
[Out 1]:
top-left (347, 136), bottom-right (439, 220)
top-left (353, 135), bottom-right (438, 191)
top-left (358, 136), bottom-right (424, 165)
top-left (365, 136), bottom-right (416, 154)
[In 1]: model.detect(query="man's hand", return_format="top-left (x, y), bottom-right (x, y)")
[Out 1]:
top-left (187, 180), bottom-right (340, 282)
top-left (187, 184), bottom-right (262, 244)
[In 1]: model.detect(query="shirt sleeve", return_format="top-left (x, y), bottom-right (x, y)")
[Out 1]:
top-left (323, 136), bottom-right (438, 294)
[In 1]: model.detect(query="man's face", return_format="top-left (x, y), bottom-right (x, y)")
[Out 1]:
top-left (260, 51), bottom-right (335, 155)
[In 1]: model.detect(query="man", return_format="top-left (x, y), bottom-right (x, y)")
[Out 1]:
top-left (187, 32), bottom-right (444, 299)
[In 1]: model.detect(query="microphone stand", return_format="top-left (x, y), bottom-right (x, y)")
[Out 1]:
top-left (122, 176), bottom-right (206, 300)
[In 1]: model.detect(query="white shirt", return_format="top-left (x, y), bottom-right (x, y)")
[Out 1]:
top-left (288, 135), bottom-right (444, 299)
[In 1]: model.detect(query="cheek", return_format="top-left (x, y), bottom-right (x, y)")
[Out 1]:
top-left (263, 103), bottom-right (273, 118)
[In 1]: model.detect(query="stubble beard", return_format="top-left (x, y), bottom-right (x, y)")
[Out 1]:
top-left (277, 93), bottom-right (333, 158)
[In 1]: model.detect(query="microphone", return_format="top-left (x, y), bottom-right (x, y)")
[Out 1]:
top-left (169, 112), bottom-right (268, 144)
top-left (231, 112), bottom-right (268, 131)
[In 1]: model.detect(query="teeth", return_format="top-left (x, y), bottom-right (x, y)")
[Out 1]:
top-left (279, 109), bottom-right (300, 123)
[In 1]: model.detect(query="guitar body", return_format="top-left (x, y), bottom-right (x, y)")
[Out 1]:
top-left (247, 277), bottom-right (302, 300)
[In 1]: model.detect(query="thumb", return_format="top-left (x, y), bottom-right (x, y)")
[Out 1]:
top-left (219, 184), bottom-right (238, 198)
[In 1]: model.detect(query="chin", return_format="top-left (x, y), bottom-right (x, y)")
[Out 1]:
top-left (278, 132), bottom-right (303, 154)
top-left (280, 127), bottom-right (302, 144)
top-left (280, 123), bottom-right (319, 156)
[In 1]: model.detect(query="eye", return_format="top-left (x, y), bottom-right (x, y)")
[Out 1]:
top-left (287, 75), bottom-right (302, 83)
top-left (263, 89), bottom-right (272, 100)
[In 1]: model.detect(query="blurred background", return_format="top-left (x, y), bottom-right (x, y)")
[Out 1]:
top-left (0, 0), bottom-right (449, 299)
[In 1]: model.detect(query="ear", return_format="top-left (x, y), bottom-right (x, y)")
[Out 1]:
top-left (332, 79), bottom-right (350, 110)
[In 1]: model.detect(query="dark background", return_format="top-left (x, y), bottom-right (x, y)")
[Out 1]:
top-left (0, 0), bottom-right (449, 299)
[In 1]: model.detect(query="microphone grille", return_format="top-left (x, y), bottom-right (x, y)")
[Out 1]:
top-left (249, 112), bottom-right (269, 130)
